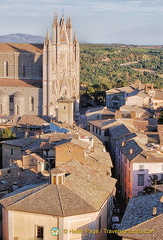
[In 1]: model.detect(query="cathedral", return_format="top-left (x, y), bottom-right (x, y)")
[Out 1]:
top-left (0, 14), bottom-right (80, 124)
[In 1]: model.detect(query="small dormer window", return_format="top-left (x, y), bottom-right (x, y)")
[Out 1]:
top-left (51, 171), bottom-right (65, 185)
top-left (139, 165), bottom-right (144, 171)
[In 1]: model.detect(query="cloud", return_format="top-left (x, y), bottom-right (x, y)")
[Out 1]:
top-left (0, 0), bottom-right (163, 44)
top-left (1, 0), bottom-right (163, 18)
top-left (86, 0), bottom-right (163, 14)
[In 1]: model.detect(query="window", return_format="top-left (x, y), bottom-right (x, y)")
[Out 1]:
top-left (97, 115), bottom-right (99, 119)
top-left (92, 126), bottom-right (94, 132)
top-left (139, 165), bottom-right (144, 171)
top-left (161, 174), bottom-right (163, 182)
top-left (16, 105), bottom-right (19, 115)
top-left (36, 226), bottom-right (44, 240)
top-left (98, 215), bottom-right (101, 231)
top-left (99, 129), bottom-right (101, 135)
top-left (10, 95), bottom-right (14, 103)
top-left (104, 130), bottom-right (108, 136)
top-left (96, 127), bottom-right (98, 134)
top-left (64, 106), bottom-right (66, 110)
top-left (11, 148), bottom-right (13, 155)
top-left (29, 97), bottom-right (34, 111)
top-left (125, 166), bottom-right (127, 177)
top-left (0, 104), bottom-right (2, 114)
top-left (23, 64), bottom-right (26, 77)
top-left (40, 65), bottom-right (43, 77)
top-left (138, 174), bottom-right (145, 186)
top-left (112, 95), bottom-right (119, 101)
top-left (4, 61), bottom-right (9, 76)
top-left (128, 171), bottom-right (130, 182)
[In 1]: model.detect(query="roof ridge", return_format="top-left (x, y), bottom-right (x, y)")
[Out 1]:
top-left (22, 138), bottom-right (37, 148)
top-left (56, 185), bottom-right (64, 216)
top-left (58, 183), bottom-right (98, 213)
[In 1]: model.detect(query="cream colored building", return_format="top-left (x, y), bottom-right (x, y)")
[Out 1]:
top-left (1, 161), bottom-right (116, 240)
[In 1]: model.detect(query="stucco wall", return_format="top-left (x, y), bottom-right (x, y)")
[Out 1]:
top-left (2, 144), bottom-right (22, 168)
top-left (55, 142), bottom-right (85, 166)
top-left (0, 51), bottom-right (42, 80)
top-left (132, 162), bottom-right (163, 196)
top-left (3, 200), bottom-right (109, 240)
top-left (0, 86), bottom-right (42, 116)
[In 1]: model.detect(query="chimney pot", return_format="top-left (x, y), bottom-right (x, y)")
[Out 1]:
top-left (122, 141), bottom-right (125, 147)
top-left (130, 148), bottom-right (133, 154)
top-left (152, 207), bottom-right (157, 216)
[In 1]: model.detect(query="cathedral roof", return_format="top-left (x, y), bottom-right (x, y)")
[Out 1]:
top-left (0, 43), bottom-right (43, 53)
top-left (0, 78), bottom-right (42, 88)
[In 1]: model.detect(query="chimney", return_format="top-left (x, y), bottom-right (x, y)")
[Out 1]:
top-left (130, 149), bottom-right (133, 154)
top-left (152, 207), bottom-right (157, 216)
top-left (122, 141), bottom-right (125, 147)
top-left (50, 169), bottom-right (65, 185)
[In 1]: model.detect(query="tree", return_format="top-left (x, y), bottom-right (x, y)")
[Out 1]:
top-left (0, 128), bottom-right (16, 139)
top-left (158, 111), bottom-right (163, 124)
top-left (143, 174), bottom-right (159, 195)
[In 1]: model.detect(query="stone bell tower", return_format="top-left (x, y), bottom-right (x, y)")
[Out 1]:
top-left (42, 13), bottom-right (80, 121)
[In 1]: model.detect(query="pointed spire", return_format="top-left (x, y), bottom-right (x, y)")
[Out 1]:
top-left (44, 29), bottom-right (50, 45)
top-left (73, 32), bottom-right (78, 43)
top-left (66, 14), bottom-right (72, 28)
top-left (60, 10), bottom-right (65, 26)
top-left (52, 12), bottom-right (58, 27)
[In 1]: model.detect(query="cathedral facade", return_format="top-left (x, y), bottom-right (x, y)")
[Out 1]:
top-left (0, 14), bottom-right (80, 123)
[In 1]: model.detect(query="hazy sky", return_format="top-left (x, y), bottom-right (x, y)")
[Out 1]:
top-left (0, 0), bottom-right (163, 45)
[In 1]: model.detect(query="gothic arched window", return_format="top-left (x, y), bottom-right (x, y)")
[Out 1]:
top-left (16, 105), bottom-right (19, 115)
top-left (29, 96), bottom-right (34, 111)
top-left (9, 95), bottom-right (14, 103)
top-left (4, 61), bottom-right (9, 77)
top-left (0, 104), bottom-right (2, 114)
top-left (23, 64), bottom-right (26, 77)
top-left (40, 65), bottom-right (43, 77)
top-left (112, 95), bottom-right (119, 101)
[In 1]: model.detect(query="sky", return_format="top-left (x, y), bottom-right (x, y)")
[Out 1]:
top-left (0, 0), bottom-right (163, 45)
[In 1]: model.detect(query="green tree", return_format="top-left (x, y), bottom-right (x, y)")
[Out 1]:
top-left (143, 174), bottom-right (159, 195)
top-left (158, 111), bottom-right (163, 124)
top-left (0, 128), bottom-right (16, 139)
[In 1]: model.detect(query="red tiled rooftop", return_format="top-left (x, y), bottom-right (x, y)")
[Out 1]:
top-left (0, 43), bottom-right (43, 53)
top-left (0, 78), bottom-right (42, 88)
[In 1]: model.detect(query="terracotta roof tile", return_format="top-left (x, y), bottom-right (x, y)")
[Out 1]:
top-left (17, 115), bottom-right (48, 128)
top-left (0, 167), bottom-right (116, 216)
top-left (0, 43), bottom-right (43, 53)
top-left (119, 193), bottom-right (163, 240)
top-left (0, 78), bottom-right (42, 88)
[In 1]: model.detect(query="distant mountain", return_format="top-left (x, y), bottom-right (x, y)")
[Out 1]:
top-left (0, 33), bottom-right (45, 43)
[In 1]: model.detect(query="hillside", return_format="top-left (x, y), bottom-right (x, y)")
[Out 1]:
top-left (0, 34), bottom-right (163, 91)
top-left (0, 33), bottom-right (44, 43)
top-left (80, 44), bottom-right (163, 94)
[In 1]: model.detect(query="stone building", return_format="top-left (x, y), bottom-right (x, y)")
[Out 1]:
top-left (0, 163), bottom-right (116, 240)
top-left (0, 14), bottom-right (79, 124)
